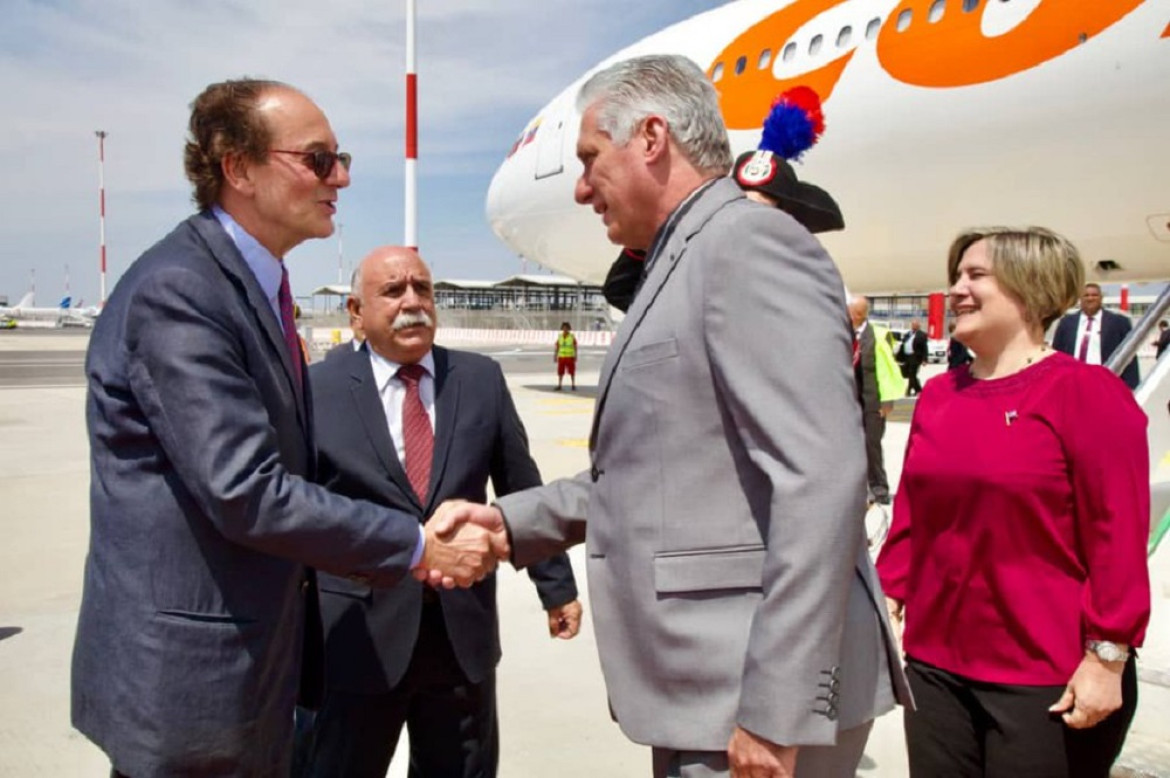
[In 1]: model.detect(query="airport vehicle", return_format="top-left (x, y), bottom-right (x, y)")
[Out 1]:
top-left (486, 0), bottom-right (1170, 294)
top-left (0, 316), bottom-right (16, 330)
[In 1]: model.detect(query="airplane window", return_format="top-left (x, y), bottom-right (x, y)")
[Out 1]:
top-left (711, 62), bottom-right (724, 82)
top-left (837, 25), bottom-right (852, 47)
top-left (782, 42), bottom-right (797, 62)
top-left (866, 18), bottom-right (881, 39)
top-left (929, 0), bottom-right (946, 22)
top-left (735, 56), bottom-right (747, 75)
top-left (897, 8), bottom-right (913, 31)
top-left (758, 49), bottom-right (773, 69)
top-left (809, 34), bottom-right (823, 56)
top-left (963, 0), bottom-right (981, 10)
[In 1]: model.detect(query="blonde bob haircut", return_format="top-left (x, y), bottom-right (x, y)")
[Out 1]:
top-left (947, 227), bottom-right (1085, 331)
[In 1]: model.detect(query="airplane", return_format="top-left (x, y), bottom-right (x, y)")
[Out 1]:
top-left (486, 0), bottom-right (1170, 294)
top-left (0, 292), bottom-right (97, 328)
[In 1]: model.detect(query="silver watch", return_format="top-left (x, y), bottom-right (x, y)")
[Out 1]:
top-left (1085, 640), bottom-right (1128, 662)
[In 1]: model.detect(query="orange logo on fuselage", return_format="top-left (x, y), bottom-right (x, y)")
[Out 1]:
top-left (710, 0), bottom-right (1150, 130)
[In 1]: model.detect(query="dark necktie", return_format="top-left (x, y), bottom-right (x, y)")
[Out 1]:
top-left (278, 264), bottom-right (303, 390)
top-left (853, 332), bottom-right (860, 368)
top-left (397, 364), bottom-right (433, 503)
top-left (1077, 316), bottom-right (1094, 362)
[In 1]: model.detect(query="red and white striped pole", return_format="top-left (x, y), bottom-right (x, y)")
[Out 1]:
top-left (95, 130), bottom-right (108, 307)
top-left (404, 0), bottom-right (418, 252)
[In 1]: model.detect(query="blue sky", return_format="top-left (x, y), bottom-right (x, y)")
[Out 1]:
top-left (0, 0), bottom-right (718, 306)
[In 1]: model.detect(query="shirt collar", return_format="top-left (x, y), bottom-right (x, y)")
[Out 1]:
top-left (211, 205), bottom-right (283, 309)
top-left (368, 347), bottom-right (436, 393)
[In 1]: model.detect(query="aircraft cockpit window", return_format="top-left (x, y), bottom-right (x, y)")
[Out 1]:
top-left (896, 8), bottom-right (913, 32)
top-left (711, 62), bottom-right (725, 82)
top-left (735, 55), bottom-right (747, 75)
top-left (837, 25), bottom-right (853, 48)
top-left (866, 18), bottom-right (881, 39)
top-left (782, 42), bottom-right (797, 62)
top-left (809, 34), bottom-right (823, 56)
top-left (963, 0), bottom-right (981, 11)
top-left (929, 0), bottom-right (947, 23)
top-left (758, 49), bottom-right (773, 70)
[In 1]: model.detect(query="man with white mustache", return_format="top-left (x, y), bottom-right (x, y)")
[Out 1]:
top-left (304, 246), bottom-right (581, 777)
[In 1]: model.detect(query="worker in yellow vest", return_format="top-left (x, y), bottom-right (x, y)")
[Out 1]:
top-left (554, 322), bottom-right (578, 391)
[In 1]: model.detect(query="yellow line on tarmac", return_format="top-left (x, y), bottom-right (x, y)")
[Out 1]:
top-left (557, 438), bottom-right (589, 448)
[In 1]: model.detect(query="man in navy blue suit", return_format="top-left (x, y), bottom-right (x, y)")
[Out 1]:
top-left (1052, 282), bottom-right (1140, 389)
top-left (304, 246), bottom-right (581, 777)
top-left (73, 79), bottom-right (502, 777)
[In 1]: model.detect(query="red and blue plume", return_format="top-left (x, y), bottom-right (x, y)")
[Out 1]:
top-left (759, 86), bottom-right (825, 162)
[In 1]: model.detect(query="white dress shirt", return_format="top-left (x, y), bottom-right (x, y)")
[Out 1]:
top-left (368, 348), bottom-right (437, 469)
top-left (368, 347), bottom-right (436, 567)
top-left (1073, 312), bottom-right (1103, 365)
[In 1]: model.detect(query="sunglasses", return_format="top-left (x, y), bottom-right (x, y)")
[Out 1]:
top-left (269, 148), bottom-right (353, 181)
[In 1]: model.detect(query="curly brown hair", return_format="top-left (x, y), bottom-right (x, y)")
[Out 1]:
top-left (183, 78), bottom-right (290, 210)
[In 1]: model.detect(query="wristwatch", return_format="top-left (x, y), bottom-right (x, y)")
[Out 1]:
top-left (1085, 640), bottom-right (1129, 662)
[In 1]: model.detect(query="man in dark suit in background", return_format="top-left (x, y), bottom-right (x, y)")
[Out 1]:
top-left (895, 319), bottom-right (929, 395)
top-left (73, 79), bottom-right (499, 777)
top-left (849, 295), bottom-right (892, 505)
top-left (1052, 282), bottom-right (1140, 389)
top-left (305, 246), bottom-right (582, 778)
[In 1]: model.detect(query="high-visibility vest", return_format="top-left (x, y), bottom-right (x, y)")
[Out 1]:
top-left (873, 326), bottom-right (906, 402)
top-left (557, 333), bottom-right (577, 358)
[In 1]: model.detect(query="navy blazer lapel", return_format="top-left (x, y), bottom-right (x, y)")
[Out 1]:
top-left (344, 348), bottom-right (416, 505)
top-left (189, 212), bottom-right (308, 427)
top-left (589, 179), bottom-right (743, 449)
top-left (427, 347), bottom-right (460, 513)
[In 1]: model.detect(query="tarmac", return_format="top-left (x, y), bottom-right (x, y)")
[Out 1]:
top-left (0, 329), bottom-right (1024, 775)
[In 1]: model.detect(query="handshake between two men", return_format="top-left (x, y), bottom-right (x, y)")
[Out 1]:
top-left (413, 500), bottom-right (510, 588)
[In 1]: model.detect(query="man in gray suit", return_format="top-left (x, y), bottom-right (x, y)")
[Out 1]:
top-left (73, 78), bottom-right (501, 777)
top-left (434, 55), bottom-right (911, 777)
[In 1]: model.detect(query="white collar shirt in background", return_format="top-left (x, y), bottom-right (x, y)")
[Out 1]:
top-left (1074, 312), bottom-right (1104, 365)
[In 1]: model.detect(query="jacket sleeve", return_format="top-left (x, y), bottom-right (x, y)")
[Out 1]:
top-left (1059, 368), bottom-right (1150, 646)
top-left (487, 361), bottom-right (578, 607)
top-left (121, 265), bottom-right (421, 587)
top-left (701, 207), bottom-right (867, 747)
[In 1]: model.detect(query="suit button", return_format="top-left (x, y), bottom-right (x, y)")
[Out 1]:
top-left (300, 580), bottom-right (310, 594)
top-left (590, 465), bottom-right (604, 482)
top-left (826, 706), bottom-right (838, 721)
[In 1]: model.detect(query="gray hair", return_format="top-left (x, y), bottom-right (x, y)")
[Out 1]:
top-left (576, 54), bottom-right (732, 176)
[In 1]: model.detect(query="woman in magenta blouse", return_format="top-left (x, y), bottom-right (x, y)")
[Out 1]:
top-left (876, 227), bottom-right (1150, 777)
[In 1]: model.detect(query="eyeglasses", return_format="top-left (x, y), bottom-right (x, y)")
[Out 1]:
top-left (269, 149), bottom-right (352, 181)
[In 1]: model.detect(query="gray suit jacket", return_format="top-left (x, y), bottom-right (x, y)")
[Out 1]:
top-left (74, 212), bottom-right (423, 777)
top-left (310, 346), bottom-right (577, 693)
top-left (497, 179), bottom-right (910, 751)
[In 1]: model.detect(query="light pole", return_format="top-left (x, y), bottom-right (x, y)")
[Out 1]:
top-left (336, 221), bottom-right (345, 285)
top-left (405, 0), bottom-right (418, 252)
top-left (95, 130), bottom-right (108, 306)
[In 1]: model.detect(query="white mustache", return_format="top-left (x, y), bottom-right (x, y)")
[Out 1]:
top-left (392, 310), bottom-right (434, 331)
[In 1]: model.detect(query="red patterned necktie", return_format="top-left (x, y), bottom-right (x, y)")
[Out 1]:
top-left (852, 332), bottom-right (860, 368)
top-left (397, 363), bottom-right (433, 502)
top-left (278, 264), bottom-right (303, 390)
top-left (1077, 316), bottom-right (1094, 362)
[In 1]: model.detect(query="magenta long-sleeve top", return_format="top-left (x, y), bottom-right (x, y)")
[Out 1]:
top-left (876, 352), bottom-right (1150, 685)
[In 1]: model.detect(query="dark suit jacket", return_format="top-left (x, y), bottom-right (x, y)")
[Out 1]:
top-left (896, 329), bottom-right (928, 367)
top-left (1157, 328), bottom-right (1170, 359)
top-left (73, 212), bottom-right (423, 777)
top-left (1052, 309), bottom-right (1139, 389)
top-left (854, 323), bottom-right (879, 415)
top-left (310, 346), bottom-right (577, 693)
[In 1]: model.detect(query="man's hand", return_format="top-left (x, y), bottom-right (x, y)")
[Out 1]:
top-left (412, 501), bottom-right (510, 588)
top-left (880, 401), bottom-right (893, 419)
top-left (1048, 653), bottom-right (1126, 729)
top-left (885, 596), bottom-right (904, 645)
top-left (728, 725), bottom-right (797, 777)
top-left (546, 599), bottom-right (583, 639)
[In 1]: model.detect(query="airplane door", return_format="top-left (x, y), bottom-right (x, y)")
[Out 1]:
top-left (534, 117), bottom-right (565, 180)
